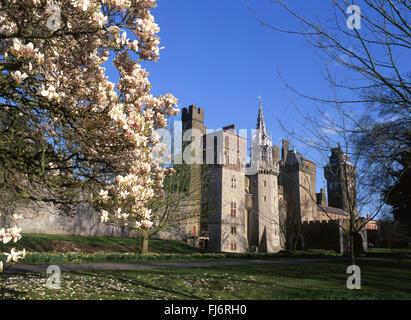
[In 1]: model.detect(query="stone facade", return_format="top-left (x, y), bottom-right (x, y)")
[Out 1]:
top-left (10, 102), bottom-right (367, 254)
top-left (182, 101), bottom-right (367, 253)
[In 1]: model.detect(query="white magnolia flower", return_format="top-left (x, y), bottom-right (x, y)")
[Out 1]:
top-left (12, 38), bottom-right (22, 52)
top-left (100, 210), bottom-right (109, 223)
top-left (98, 189), bottom-right (109, 200)
top-left (140, 220), bottom-right (153, 229)
top-left (0, 228), bottom-right (12, 244)
top-left (12, 214), bottom-right (22, 223)
top-left (4, 248), bottom-right (23, 263)
top-left (11, 71), bottom-right (28, 83)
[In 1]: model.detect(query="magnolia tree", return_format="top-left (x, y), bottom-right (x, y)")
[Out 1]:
top-left (0, 0), bottom-right (178, 270)
top-left (0, 214), bottom-right (25, 272)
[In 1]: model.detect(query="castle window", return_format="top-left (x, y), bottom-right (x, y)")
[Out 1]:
top-left (264, 196), bottom-right (267, 202)
top-left (261, 148), bottom-right (267, 161)
top-left (231, 226), bottom-right (237, 235)
top-left (192, 225), bottom-right (196, 237)
top-left (231, 176), bottom-right (237, 189)
top-left (214, 136), bottom-right (217, 164)
top-left (231, 242), bottom-right (237, 250)
top-left (264, 180), bottom-right (266, 187)
top-left (231, 201), bottom-right (237, 217)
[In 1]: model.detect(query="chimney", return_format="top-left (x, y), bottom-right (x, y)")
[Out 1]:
top-left (272, 145), bottom-right (280, 164)
top-left (316, 188), bottom-right (327, 206)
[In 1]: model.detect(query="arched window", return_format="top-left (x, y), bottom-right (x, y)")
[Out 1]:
top-left (231, 201), bottom-right (237, 217)
top-left (261, 148), bottom-right (267, 161)
top-left (231, 176), bottom-right (237, 189)
top-left (192, 225), bottom-right (196, 237)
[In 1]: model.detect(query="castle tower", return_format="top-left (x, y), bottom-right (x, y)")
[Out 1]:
top-left (181, 105), bottom-right (205, 240)
top-left (201, 127), bottom-right (248, 253)
top-left (280, 142), bottom-right (317, 223)
top-left (324, 144), bottom-right (357, 215)
top-left (247, 98), bottom-right (281, 253)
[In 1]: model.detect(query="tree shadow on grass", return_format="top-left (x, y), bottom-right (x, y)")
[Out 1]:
top-left (0, 287), bottom-right (26, 300)
top-left (73, 271), bottom-right (204, 300)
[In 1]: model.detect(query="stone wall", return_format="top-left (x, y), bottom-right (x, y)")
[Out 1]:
top-left (7, 199), bottom-right (139, 238)
top-left (300, 220), bottom-right (343, 253)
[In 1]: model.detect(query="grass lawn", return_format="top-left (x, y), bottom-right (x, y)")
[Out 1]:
top-left (1, 233), bottom-right (409, 265)
top-left (0, 233), bottom-right (201, 254)
top-left (1, 259), bottom-right (410, 300)
top-left (0, 233), bottom-right (344, 264)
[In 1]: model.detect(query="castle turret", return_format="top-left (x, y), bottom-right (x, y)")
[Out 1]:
top-left (324, 144), bottom-right (357, 215)
top-left (247, 98), bottom-right (281, 253)
top-left (280, 143), bottom-right (317, 223)
top-left (181, 105), bottom-right (205, 240)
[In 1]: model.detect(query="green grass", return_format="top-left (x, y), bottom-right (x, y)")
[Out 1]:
top-left (3, 233), bottom-right (409, 265)
top-left (0, 250), bottom-right (342, 265)
top-left (1, 259), bottom-right (410, 300)
top-left (0, 233), bottom-right (202, 254)
top-left (0, 233), bottom-right (344, 264)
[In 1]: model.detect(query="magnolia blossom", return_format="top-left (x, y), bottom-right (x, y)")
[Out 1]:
top-left (40, 85), bottom-right (59, 100)
top-left (2, 0), bottom-right (178, 246)
top-left (11, 71), bottom-right (28, 83)
top-left (140, 220), bottom-right (153, 229)
top-left (12, 214), bottom-right (22, 223)
top-left (98, 189), bottom-right (109, 201)
top-left (100, 210), bottom-right (109, 223)
top-left (4, 248), bottom-right (26, 263)
top-left (0, 213), bottom-right (24, 273)
top-left (0, 228), bottom-right (12, 244)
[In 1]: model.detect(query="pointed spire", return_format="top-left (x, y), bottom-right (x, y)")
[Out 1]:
top-left (256, 96), bottom-right (267, 137)
top-left (251, 96), bottom-right (273, 164)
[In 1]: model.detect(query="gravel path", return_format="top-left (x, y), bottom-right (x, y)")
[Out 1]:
top-left (2, 257), bottom-right (387, 274)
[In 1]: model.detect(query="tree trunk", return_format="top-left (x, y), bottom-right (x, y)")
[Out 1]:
top-left (350, 229), bottom-right (355, 266)
top-left (141, 234), bottom-right (149, 254)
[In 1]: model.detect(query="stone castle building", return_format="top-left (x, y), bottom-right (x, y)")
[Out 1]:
top-left (9, 99), bottom-right (367, 254)
top-left (180, 101), bottom-right (367, 253)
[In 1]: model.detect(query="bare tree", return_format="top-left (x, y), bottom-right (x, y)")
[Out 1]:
top-left (247, 0), bottom-right (410, 263)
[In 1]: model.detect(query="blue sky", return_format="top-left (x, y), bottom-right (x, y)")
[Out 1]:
top-left (106, 1), bottom-right (371, 192)
top-left (144, 0), bottom-right (340, 190)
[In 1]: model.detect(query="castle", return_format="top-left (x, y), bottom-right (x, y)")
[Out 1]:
top-left (180, 101), bottom-right (367, 253)
top-left (9, 99), bottom-right (367, 254)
